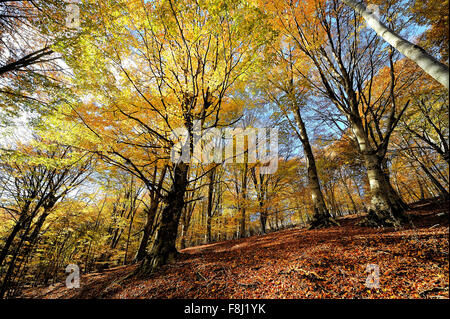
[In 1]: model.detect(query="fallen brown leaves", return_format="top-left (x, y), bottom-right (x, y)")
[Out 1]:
top-left (21, 200), bottom-right (449, 299)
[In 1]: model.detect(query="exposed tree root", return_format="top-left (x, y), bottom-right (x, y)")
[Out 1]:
top-left (308, 213), bottom-right (340, 229)
top-left (358, 207), bottom-right (408, 228)
top-left (133, 250), bottom-right (179, 278)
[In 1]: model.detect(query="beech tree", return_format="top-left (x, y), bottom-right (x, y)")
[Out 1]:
top-left (0, 140), bottom-right (92, 297)
top-left (0, 0), bottom-right (447, 298)
top-left (49, 0), bottom-right (271, 275)
top-left (342, 0), bottom-right (449, 89)
top-left (266, 0), bottom-right (414, 226)
top-left (262, 40), bottom-right (338, 228)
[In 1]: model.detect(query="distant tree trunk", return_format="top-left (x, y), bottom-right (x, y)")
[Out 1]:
top-left (328, 184), bottom-right (342, 217)
top-left (124, 207), bottom-right (137, 265)
top-left (239, 163), bottom-right (248, 238)
top-left (135, 162), bottom-right (189, 276)
top-left (239, 207), bottom-right (246, 238)
top-left (258, 193), bottom-right (267, 234)
top-left (340, 171), bottom-right (358, 214)
top-left (260, 209), bottom-right (267, 234)
top-left (179, 208), bottom-right (189, 249)
top-left (352, 176), bottom-right (368, 213)
top-left (250, 168), bottom-right (269, 234)
top-left (179, 223), bottom-right (186, 249)
top-left (343, 0), bottom-right (449, 89)
top-left (206, 214), bottom-right (212, 243)
top-left (299, 209), bottom-right (305, 226)
top-left (23, 210), bottom-right (51, 254)
top-left (268, 217), bottom-right (273, 232)
top-left (305, 206), bottom-right (311, 222)
top-left (205, 167), bottom-right (216, 243)
top-left (417, 179), bottom-right (425, 200)
top-left (274, 210), bottom-right (280, 229)
top-left (179, 200), bottom-right (196, 249)
top-left (418, 161), bottom-right (450, 199)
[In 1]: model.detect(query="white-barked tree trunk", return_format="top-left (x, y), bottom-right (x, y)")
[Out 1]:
top-left (343, 0), bottom-right (449, 89)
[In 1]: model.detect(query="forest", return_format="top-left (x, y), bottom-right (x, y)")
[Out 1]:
top-left (0, 0), bottom-right (448, 300)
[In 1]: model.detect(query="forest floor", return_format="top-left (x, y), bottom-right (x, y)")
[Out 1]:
top-left (21, 199), bottom-right (449, 299)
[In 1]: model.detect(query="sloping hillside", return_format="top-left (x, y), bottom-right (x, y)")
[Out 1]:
top-left (21, 200), bottom-right (449, 299)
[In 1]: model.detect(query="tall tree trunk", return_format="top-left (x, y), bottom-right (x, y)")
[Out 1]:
top-left (340, 171), bottom-right (358, 214)
top-left (124, 207), bottom-right (137, 265)
top-left (298, 208), bottom-right (305, 226)
top-left (343, 0), bottom-right (449, 89)
top-left (293, 106), bottom-right (339, 229)
top-left (206, 214), bottom-right (212, 243)
top-left (239, 163), bottom-right (248, 238)
top-left (259, 207), bottom-right (267, 234)
top-left (179, 200), bottom-right (195, 249)
top-left (6, 207), bottom-right (52, 296)
top-left (0, 217), bottom-right (25, 268)
top-left (0, 213), bottom-right (35, 298)
top-left (364, 155), bottom-right (407, 226)
top-left (418, 161), bottom-right (450, 199)
top-left (352, 176), bottom-right (368, 213)
top-left (135, 163), bottom-right (189, 276)
top-left (135, 164), bottom-right (167, 262)
top-left (351, 120), bottom-right (407, 227)
top-left (205, 167), bottom-right (215, 243)
top-left (134, 200), bottom-right (159, 262)
top-left (0, 202), bottom-right (32, 267)
top-left (274, 209), bottom-right (280, 229)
